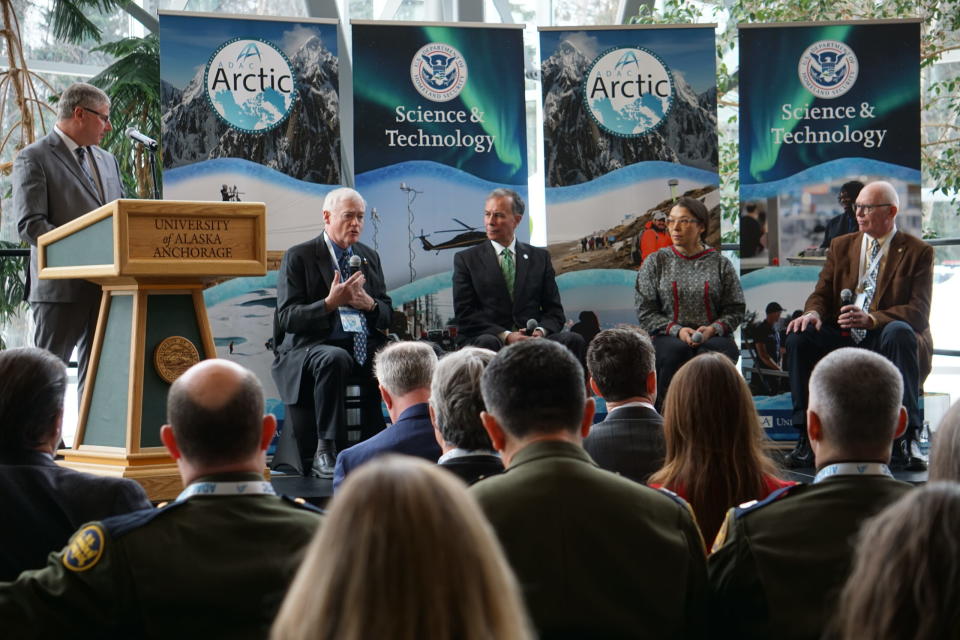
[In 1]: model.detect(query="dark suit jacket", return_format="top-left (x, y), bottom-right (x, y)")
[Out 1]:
top-left (452, 241), bottom-right (566, 337)
top-left (0, 449), bottom-right (151, 581)
top-left (332, 403), bottom-right (439, 491)
top-left (819, 212), bottom-right (858, 248)
top-left (15, 130), bottom-right (124, 303)
top-left (583, 404), bottom-right (665, 484)
top-left (806, 230), bottom-right (934, 378)
top-left (709, 473), bottom-right (912, 640)
top-left (272, 235), bottom-right (392, 403)
top-left (471, 440), bottom-right (707, 639)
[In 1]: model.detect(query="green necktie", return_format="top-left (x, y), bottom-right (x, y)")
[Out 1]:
top-left (500, 248), bottom-right (515, 299)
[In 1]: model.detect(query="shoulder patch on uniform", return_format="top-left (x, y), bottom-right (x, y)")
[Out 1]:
top-left (62, 523), bottom-right (106, 572)
top-left (281, 495), bottom-right (325, 515)
top-left (734, 483), bottom-right (802, 519)
top-left (655, 487), bottom-right (699, 521)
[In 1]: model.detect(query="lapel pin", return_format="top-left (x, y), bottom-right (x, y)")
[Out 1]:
top-left (523, 253), bottom-right (528, 259)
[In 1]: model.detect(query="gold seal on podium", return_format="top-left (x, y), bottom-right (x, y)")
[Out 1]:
top-left (154, 336), bottom-right (201, 384)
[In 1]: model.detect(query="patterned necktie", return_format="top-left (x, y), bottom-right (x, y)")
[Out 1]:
top-left (75, 147), bottom-right (99, 196)
top-left (852, 238), bottom-right (882, 344)
top-left (338, 249), bottom-right (368, 365)
top-left (500, 248), bottom-right (515, 299)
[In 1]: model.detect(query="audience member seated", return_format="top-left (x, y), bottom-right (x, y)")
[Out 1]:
top-left (709, 348), bottom-right (914, 640)
top-left (333, 341), bottom-right (439, 492)
top-left (271, 455), bottom-right (531, 640)
top-left (429, 347), bottom-right (504, 485)
top-left (582, 326), bottom-right (665, 484)
top-left (471, 340), bottom-right (707, 639)
top-left (0, 359), bottom-right (322, 637)
top-left (0, 347), bottom-right (150, 581)
top-left (928, 398), bottom-right (960, 481)
top-left (635, 196), bottom-right (744, 410)
top-left (835, 482), bottom-right (960, 640)
top-left (648, 352), bottom-right (792, 544)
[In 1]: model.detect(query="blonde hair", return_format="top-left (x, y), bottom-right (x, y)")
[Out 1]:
top-left (649, 352), bottom-right (780, 543)
top-left (271, 456), bottom-right (532, 640)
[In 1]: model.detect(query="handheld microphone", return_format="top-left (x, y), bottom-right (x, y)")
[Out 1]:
top-left (691, 331), bottom-right (703, 344)
top-left (840, 288), bottom-right (853, 338)
top-left (348, 254), bottom-right (362, 276)
top-left (125, 127), bottom-right (158, 151)
top-left (525, 318), bottom-right (539, 336)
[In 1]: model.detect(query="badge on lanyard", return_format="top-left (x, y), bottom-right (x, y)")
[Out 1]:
top-left (340, 308), bottom-right (364, 333)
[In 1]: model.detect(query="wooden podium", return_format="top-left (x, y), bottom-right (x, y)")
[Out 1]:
top-left (38, 199), bottom-right (266, 500)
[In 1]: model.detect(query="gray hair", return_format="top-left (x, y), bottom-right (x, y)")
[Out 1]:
top-left (486, 188), bottom-right (525, 217)
top-left (374, 341), bottom-right (438, 397)
top-left (808, 348), bottom-right (903, 450)
top-left (929, 399), bottom-right (960, 482)
top-left (58, 82), bottom-right (110, 121)
top-left (430, 347), bottom-right (496, 450)
top-left (323, 187), bottom-right (366, 214)
top-left (863, 180), bottom-right (900, 209)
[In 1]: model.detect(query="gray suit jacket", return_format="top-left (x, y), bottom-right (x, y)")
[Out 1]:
top-left (14, 130), bottom-right (124, 303)
top-left (583, 404), bottom-right (666, 484)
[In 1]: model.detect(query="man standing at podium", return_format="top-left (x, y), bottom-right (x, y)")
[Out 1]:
top-left (272, 187), bottom-right (392, 479)
top-left (14, 82), bottom-right (124, 394)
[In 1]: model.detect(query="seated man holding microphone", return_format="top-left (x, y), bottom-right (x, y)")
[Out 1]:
top-left (784, 181), bottom-right (933, 471)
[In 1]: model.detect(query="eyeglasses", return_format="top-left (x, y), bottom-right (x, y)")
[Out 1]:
top-left (853, 203), bottom-right (892, 214)
top-left (667, 218), bottom-right (699, 228)
top-left (82, 107), bottom-right (111, 125)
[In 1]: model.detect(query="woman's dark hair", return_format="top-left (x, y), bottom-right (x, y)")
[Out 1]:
top-left (673, 197), bottom-right (710, 241)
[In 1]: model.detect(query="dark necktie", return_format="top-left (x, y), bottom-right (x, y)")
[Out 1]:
top-left (75, 147), bottom-right (100, 198)
top-left (338, 250), bottom-right (368, 365)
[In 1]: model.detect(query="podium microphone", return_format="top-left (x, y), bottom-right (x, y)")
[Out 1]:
top-left (525, 318), bottom-right (539, 336)
top-left (840, 288), bottom-right (854, 338)
top-left (348, 254), bottom-right (362, 276)
top-left (125, 127), bottom-right (159, 151)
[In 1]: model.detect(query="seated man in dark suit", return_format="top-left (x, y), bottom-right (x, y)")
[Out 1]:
top-left (272, 187), bottom-right (392, 479)
top-left (0, 359), bottom-right (322, 636)
top-left (471, 340), bottom-right (707, 639)
top-left (0, 347), bottom-right (151, 581)
top-left (452, 188), bottom-right (583, 360)
top-left (583, 326), bottom-right (665, 483)
top-left (709, 348), bottom-right (914, 640)
top-left (333, 341), bottom-right (439, 492)
top-left (429, 347), bottom-right (504, 485)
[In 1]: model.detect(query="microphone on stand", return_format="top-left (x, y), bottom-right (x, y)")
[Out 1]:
top-left (125, 127), bottom-right (159, 151)
top-left (840, 288), bottom-right (854, 338)
top-left (525, 318), bottom-right (539, 336)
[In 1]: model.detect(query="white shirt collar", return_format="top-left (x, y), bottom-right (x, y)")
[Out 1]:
top-left (54, 125), bottom-right (84, 165)
top-left (438, 447), bottom-right (501, 464)
top-left (490, 237), bottom-right (517, 255)
top-left (606, 400), bottom-right (657, 414)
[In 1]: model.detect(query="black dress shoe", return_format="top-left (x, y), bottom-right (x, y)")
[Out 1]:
top-left (890, 437), bottom-right (927, 472)
top-left (309, 452), bottom-right (336, 479)
top-left (783, 433), bottom-right (814, 469)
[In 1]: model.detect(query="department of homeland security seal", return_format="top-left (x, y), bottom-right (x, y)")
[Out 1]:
top-left (410, 42), bottom-right (468, 102)
top-left (154, 336), bottom-right (200, 384)
top-left (583, 47), bottom-right (675, 138)
top-left (62, 524), bottom-right (106, 572)
top-left (798, 40), bottom-right (859, 99)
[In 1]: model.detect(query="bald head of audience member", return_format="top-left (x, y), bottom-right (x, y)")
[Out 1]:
top-left (0, 348), bottom-right (67, 455)
top-left (480, 340), bottom-right (594, 465)
top-left (429, 347), bottom-right (496, 453)
top-left (160, 359), bottom-right (275, 484)
top-left (806, 348), bottom-right (906, 466)
top-left (374, 341), bottom-right (438, 424)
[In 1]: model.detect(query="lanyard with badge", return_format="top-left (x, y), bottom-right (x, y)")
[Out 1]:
top-left (323, 233), bottom-right (364, 333)
top-left (813, 462), bottom-right (893, 483)
top-left (175, 481), bottom-right (276, 502)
